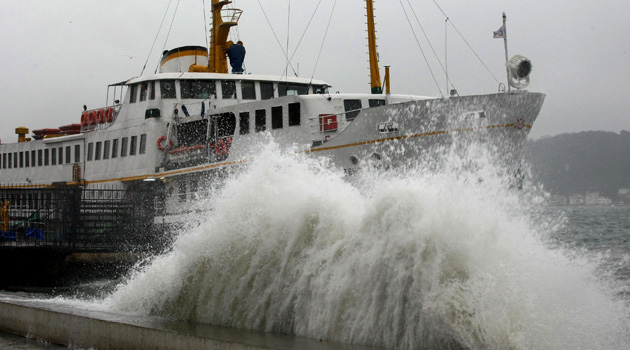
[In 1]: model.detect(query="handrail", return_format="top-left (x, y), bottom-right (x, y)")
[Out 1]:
top-left (306, 107), bottom-right (367, 136)
top-left (221, 8), bottom-right (242, 24)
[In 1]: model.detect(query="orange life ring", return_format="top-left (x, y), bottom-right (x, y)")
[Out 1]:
top-left (88, 110), bottom-right (96, 125)
top-left (95, 109), bottom-right (104, 124)
top-left (80, 111), bottom-right (88, 126)
top-left (157, 136), bottom-right (173, 151)
top-left (215, 138), bottom-right (229, 160)
top-left (104, 107), bottom-right (114, 122)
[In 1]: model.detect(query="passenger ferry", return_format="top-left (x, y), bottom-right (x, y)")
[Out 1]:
top-left (0, 1), bottom-right (545, 224)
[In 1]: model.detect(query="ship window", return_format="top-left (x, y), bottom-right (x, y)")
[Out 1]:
top-left (129, 84), bottom-right (138, 103)
top-left (369, 99), bottom-right (386, 108)
top-left (217, 113), bottom-right (236, 138)
top-left (177, 119), bottom-right (208, 146)
top-left (178, 179), bottom-right (186, 202)
top-left (190, 178), bottom-right (198, 197)
top-left (261, 82), bottom-right (274, 100)
top-left (288, 103), bottom-right (300, 126)
top-left (160, 80), bottom-right (177, 99)
top-left (87, 143), bottom-right (94, 161)
top-left (181, 79), bottom-right (216, 99)
top-left (241, 81), bottom-right (256, 100)
top-left (103, 141), bottom-right (110, 160)
top-left (19, 152), bottom-right (23, 168)
top-left (313, 85), bottom-right (329, 94)
top-left (58, 147), bottom-right (63, 164)
top-left (37, 150), bottom-right (42, 166)
top-left (149, 82), bottom-right (156, 100)
top-left (139, 134), bottom-right (147, 154)
top-left (25, 152), bottom-right (29, 167)
top-left (111, 139), bottom-right (118, 158)
top-left (344, 99), bottom-right (362, 121)
top-left (130, 136), bottom-right (137, 155)
top-left (66, 146), bottom-right (71, 164)
top-left (51, 149), bottom-right (56, 165)
top-left (44, 149), bottom-right (49, 166)
top-left (121, 137), bottom-right (128, 157)
top-left (272, 106), bottom-right (283, 129)
top-left (139, 83), bottom-right (148, 101)
top-left (239, 112), bottom-right (249, 135)
top-left (14, 153), bottom-right (17, 168)
top-left (7, 153), bottom-right (11, 168)
top-left (221, 80), bottom-right (236, 99)
top-left (255, 109), bottom-right (266, 132)
top-left (278, 83), bottom-right (308, 96)
top-left (31, 151), bottom-right (35, 167)
top-left (75, 145), bottom-right (80, 163)
top-left (95, 142), bottom-right (102, 160)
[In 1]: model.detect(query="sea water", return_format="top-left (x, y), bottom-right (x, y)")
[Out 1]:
top-left (6, 140), bottom-right (630, 349)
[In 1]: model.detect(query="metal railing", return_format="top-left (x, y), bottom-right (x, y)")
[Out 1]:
top-left (0, 184), bottom-right (159, 251)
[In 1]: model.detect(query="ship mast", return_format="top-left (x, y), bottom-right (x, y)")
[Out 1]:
top-left (190, 0), bottom-right (242, 73)
top-left (366, 0), bottom-right (382, 94)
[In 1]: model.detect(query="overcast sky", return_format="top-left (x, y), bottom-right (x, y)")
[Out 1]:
top-left (1, 0), bottom-right (629, 144)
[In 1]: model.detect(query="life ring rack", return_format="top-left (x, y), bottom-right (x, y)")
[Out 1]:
top-left (157, 135), bottom-right (173, 151)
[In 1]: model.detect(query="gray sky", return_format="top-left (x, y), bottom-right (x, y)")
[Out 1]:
top-left (1, 0), bottom-right (629, 144)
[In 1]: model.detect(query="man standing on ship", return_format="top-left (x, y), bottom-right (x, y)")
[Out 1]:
top-left (226, 41), bottom-right (246, 74)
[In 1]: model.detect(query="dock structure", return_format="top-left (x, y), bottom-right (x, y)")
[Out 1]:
top-left (0, 184), bottom-right (169, 288)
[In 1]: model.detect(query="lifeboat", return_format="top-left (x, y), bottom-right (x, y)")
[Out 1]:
top-left (32, 128), bottom-right (62, 135)
top-left (32, 128), bottom-right (63, 140)
top-left (59, 123), bottom-right (82, 135)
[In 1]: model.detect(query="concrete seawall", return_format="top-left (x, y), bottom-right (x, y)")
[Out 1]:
top-left (0, 296), bottom-right (380, 350)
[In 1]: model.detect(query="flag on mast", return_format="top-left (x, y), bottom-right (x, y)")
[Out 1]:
top-left (493, 25), bottom-right (505, 38)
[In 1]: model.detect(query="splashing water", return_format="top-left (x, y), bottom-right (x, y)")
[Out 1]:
top-left (96, 141), bottom-right (629, 349)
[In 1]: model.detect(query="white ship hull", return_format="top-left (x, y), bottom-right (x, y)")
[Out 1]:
top-left (311, 92), bottom-right (545, 171)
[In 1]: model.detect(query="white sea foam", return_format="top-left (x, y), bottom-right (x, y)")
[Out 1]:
top-left (97, 141), bottom-right (629, 349)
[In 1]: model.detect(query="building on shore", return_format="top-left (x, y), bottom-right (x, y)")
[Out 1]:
top-left (568, 194), bottom-right (585, 206)
top-left (618, 188), bottom-right (630, 205)
top-left (546, 195), bottom-right (568, 206)
top-left (546, 192), bottom-right (615, 206)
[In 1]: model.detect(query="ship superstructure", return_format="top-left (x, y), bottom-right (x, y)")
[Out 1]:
top-left (0, 0), bottom-right (544, 227)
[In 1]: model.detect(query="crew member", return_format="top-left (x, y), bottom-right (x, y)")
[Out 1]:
top-left (226, 41), bottom-right (246, 74)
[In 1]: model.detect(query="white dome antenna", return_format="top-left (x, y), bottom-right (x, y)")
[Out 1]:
top-left (507, 54), bottom-right (532, 89)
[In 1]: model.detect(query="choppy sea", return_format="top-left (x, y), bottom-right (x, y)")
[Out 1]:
top-left (1, 142), bottom-right (629, 349)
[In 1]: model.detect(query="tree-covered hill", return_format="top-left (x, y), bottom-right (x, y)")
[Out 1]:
top-left (523, 130), bottom-right (630, 198)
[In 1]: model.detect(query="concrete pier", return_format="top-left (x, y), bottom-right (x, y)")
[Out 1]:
top-left (0, 295), bottom-right (381, 350)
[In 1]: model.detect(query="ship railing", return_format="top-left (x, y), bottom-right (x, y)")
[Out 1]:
top-left (80, 104), bottom-right (122, 133)
top-left (155, 187), bottom-right (213, 214)
top-left (220, 8), bottom-right (242, 24)
top-left (165, 135), bottom-right (233, 167)
top-left (307, 108), bottom-right (364, 142)
top-left (0, 184), bottom-right (159, 251)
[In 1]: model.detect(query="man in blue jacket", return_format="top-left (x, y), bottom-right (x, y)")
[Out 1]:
top-left (226, 41), bottom-right (246, 74)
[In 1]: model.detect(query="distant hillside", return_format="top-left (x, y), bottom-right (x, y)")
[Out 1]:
top-left (523, 130), bottom-right (630, 198)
